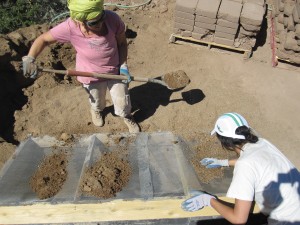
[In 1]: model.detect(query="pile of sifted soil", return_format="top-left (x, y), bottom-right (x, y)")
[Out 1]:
top-left (28, 135), bottom-right (134, 200)
top-left (30, 151), bottom-right (68, 199)
top-left (80, 151), bottom-right (132, 199)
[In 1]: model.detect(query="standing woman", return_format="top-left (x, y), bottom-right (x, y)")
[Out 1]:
top-left (22, 0), bottom-right (140, 133)
top-left (182, 112), bottom-right (300, 225)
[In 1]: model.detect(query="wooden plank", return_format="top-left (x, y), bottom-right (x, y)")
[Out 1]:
top-left (275, 57), bottom-right (300, 72)
top-left (0, 197), bottom-right (260, 224)
top-left (169, 34), bottom-right (252, 59)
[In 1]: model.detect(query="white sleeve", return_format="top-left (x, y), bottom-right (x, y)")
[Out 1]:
top-left (226, 161), bottom-right (256, 201)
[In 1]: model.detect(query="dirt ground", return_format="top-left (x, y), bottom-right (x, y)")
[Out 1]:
top-left (0, 0), bottom-right (299, 220)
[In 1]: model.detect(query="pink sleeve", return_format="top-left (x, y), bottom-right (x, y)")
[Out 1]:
top-left (49, 19), bottom-right (73, 43)
top-left (108, 11), bottom-right (125, 36)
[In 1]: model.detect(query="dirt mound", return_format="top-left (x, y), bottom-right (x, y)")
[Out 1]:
top-left (30, 151), bottom-right (68, 199)
top-left (81, 151), bottom-right (132, 199)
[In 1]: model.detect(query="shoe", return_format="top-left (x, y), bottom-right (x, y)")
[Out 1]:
top-left (90, 109), bottom-right (104, 127)
top-left (124, 116), bottom-right (140, 133)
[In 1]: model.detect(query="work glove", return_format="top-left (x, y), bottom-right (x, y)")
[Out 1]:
top-left (120, 63), bottom-right (132, 83)
top-left (181, 190), bottom-right (216, 212)
top-left (200, 158), bottom-right (229, 169)
top-left (22, 56), bottom-right (38, 79)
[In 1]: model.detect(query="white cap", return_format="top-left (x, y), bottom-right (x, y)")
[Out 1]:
top-left (211, 113), bottom-right (249, 139)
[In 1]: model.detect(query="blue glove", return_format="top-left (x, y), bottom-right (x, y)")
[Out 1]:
top-left (200, 158), bottom-right (229, 169)
top-left (120, 63), bottom-right (132, 83)
top-left (181, 190), bottom-right (216, 212)
top-left (22, 56), bottom-right (38, 79)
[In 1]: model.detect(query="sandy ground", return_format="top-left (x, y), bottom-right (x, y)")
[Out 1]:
top-left (0, 0), bottom-right (299, 210)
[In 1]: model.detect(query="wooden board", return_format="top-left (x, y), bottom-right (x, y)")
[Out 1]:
top-left (169, 34), bottom-right (252, 59)
top-left (0, 197), bottom-right (260, 224)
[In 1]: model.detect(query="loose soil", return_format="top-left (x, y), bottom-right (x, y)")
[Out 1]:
top-left (192, 133), bottom-right (236, 184)
top-left (81, 151), bottom-right (132, 199)
top-left (30, 151), bottom-right (68, 199)
top-left (163, 70), bottom-right (190, 89)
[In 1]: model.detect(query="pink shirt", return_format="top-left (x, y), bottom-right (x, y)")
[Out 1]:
top-left (50, 10), bottom-right (125, 84)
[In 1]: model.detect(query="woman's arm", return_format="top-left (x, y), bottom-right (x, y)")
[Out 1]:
top-left (28, 31), bottom-right (57, 58)
top-left (211, 198), bottom-right (253, 224)
top-left (228, 158), bottom-right (238, 166)
top-left (116, 31), bottom-right (128, 65)
top-left (200, 158), bottom-right (238, 168)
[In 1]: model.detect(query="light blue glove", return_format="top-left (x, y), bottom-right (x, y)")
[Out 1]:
top-left (22, 56), bottom-right (38, 79)
top-left (120, 63), bottom-right (132, 83)
top-left (200, 158), bottom-right (229, 169)
top-left (181, 190), bottom-right (216, 212)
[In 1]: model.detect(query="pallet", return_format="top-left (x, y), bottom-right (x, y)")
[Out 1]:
top-left (276, 57), bottom-right (300, 66)
top-left (273, 56), bottom-right (300, 71)
top-left (169, 34), bottom-right (252, 60)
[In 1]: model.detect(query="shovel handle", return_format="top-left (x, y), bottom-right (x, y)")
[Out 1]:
top-left (42, 68), bottom-right (128, 80)
top-left (41, 68), bottom-right (151, 82)
top-left (67, 69), bottom-right (129, 80)
top-left (41, 68), bottom-right (168, 87)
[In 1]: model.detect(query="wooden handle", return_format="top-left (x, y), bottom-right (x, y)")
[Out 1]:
top-left (41, 68), bottom-right (165, 86)
top-left (68, 70), bottom-right (152, 83)
top-left (42, 68), bottom-right (128, 80)
top-left (67, 70), bottom-right (128, 80)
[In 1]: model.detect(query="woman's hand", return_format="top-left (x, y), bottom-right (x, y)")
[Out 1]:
top-left (120, 63), bottom-right (132, 83)
top-left (200, 158), bottom-right (229, 168)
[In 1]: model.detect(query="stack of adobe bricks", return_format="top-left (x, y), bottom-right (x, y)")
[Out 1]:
top-left (215, 0), bottom-right (243, 46)
top-left (174, 0), bottom-right (198, 37)
top-left (273, 0), bottom-right (300, 64)
top-left (238, 0), bottom-right (266, 49)
top-left (174, 0), bottom-right (266, 50)
top-left (193, 0), bottom-right (221, 40)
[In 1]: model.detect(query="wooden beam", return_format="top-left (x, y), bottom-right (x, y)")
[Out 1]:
top-left (170, 34), bottom-right (252, 59)
top-left (0, 197), bottom-right (260, 224)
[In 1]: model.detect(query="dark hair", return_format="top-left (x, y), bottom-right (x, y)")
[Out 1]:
top-left (216, 126), bottom-right (259, 151)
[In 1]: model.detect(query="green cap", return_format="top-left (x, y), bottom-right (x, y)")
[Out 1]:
top-left (68, 0), bottom-right (104, 22)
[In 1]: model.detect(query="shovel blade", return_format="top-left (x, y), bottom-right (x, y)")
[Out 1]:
top-left (162, 70), bottom-right (190, 90)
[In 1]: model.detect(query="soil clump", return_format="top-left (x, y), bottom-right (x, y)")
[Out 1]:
top-left (163, 70), bottom-right (190, 89)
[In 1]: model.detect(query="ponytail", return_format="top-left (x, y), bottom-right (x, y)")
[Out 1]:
top-left (217, 126), bottom-right (258, 151)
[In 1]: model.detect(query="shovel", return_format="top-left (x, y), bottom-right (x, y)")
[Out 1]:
top-left (40, 68), bottom-right (190, 90)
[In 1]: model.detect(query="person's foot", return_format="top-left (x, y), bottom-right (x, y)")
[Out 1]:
top-left (124, 116), bottom-right (140, 133)
top-left (90, 109), bottom-right (104, 127)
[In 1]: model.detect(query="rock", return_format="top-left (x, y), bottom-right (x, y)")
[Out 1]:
top-left (60, 133), bottom-right (73, 142)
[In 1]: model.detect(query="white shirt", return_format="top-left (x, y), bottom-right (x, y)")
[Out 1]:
top-left (227, 138), bottom-right (300, 224)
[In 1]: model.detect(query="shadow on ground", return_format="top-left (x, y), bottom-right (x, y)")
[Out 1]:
top-left (129, 81), bottom-right (205, 123)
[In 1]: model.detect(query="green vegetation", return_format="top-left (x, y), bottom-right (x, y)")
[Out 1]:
top-left (0, 0), bottom-right (68, 34)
